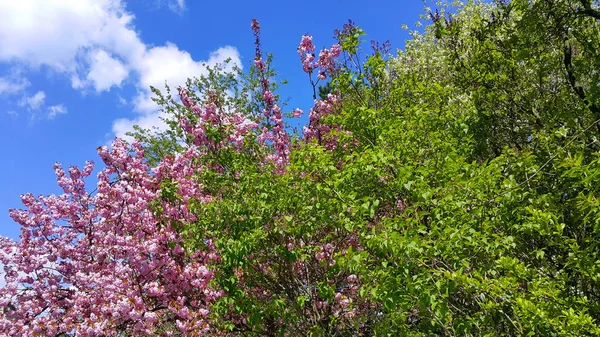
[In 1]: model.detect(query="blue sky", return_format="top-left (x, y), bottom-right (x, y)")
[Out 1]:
top-left (0, 0), bottom-right (426, 240)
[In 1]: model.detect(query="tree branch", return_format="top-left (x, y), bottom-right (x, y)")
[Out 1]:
top-left (563, 42), bottom-right (600, 135)
top-left (578, 0), bottom-right (600, 20)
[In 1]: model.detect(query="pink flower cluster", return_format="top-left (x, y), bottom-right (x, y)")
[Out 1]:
top-left (297, 34), bottom-right (346, 150)
top-left (250, 19), bottom-right (291, 173)
top-left (303, 93), bottom-right (346, 150)
top-left (297, 35), bottom-right (341, 80)
top-left (178, 87), bottom-right (259, 149)
top-left (316, 44), bottom-right (341, 80)
top-left (0, 139), bottom-right (222, 336)
top-left (254, 59), bottom-right (266, 71)
top-left (153, 147), bottom-right (216, 222)
top-left (298, 35), bottom-right (316, 72)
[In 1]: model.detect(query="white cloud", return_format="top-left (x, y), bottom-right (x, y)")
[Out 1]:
top-left (111, 45), bottom-right (241, 139)
top-left (153, 0), bottom-right (185, 13)
top-left (112, 111), bottom-right (165, 142)
top-left (85, 49), bottom-right (129, 92)
top-left (134, 45), bottom-right (240, 114)
top-left (0, 76), bottom-right (29, 95)
top-left (15, 92), bottom-right (67, 121)
top-left (0, 0), bottom-right (143, 90)
top-left (0, 0), bottom-right (241, 136)
top-left (48, 104), bottom-right (68, 119)
top-left (117, 94), bottom-right (127, 106)
top-left (168, 0), bottom-right (186, 12)
top-left (0, 0), bottom-right (144, 72)
top-left (6, 110), bottom-right (18, 117)
top-left (19, 91), bottom-right (46, 110)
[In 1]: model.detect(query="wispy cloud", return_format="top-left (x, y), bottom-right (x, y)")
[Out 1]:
top-left (16, 91), bottom-right (67, 122)
top-left (19, 91), bottom-right (46, 110)
top-left (117, 94), bottom-right (127, 106)
top-left (0, 76), bottom-right (29, 95)
top-left (175, 0), bottom-right (186, 11)
top-left (47, 104), bottom-right (67, 120)
top-left (153, 0), bottom-right (186, 13)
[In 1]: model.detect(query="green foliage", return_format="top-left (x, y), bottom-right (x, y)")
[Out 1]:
top-left (131, 1), bottom-right (600, 335)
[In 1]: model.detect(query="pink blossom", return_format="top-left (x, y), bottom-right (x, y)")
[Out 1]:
top-left (303, 93), bottom-right (343, 150)
top-left (0, 139), bottom-right (221, 336)
top-left (254, 59), bottom-right (266, 71)
top-left (263, 90), bottom-right (275, 105)
top-left (316, 43), bottom-right (341, 77)
top-left (297, 35), bottom-right (315, 55)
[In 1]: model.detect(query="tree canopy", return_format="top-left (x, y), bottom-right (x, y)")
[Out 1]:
top-left (2, 1), bottom-right (600, 335)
